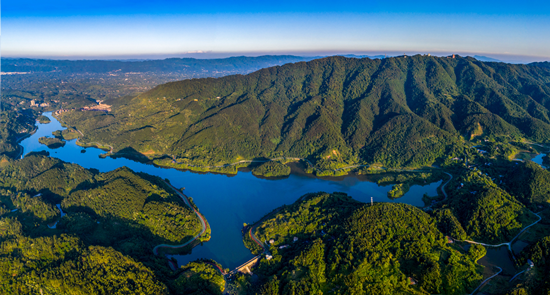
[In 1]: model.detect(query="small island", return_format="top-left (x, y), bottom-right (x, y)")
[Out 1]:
top-left (52, 129), bottom-right (80, 140)
top-left (37, 115), bottom-right (51, 124)
top-left (38, 136), bottom-right (66, 149)
top-left (251, 161), bottom-right (291, 177)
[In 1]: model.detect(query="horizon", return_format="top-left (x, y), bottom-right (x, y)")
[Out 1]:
top-left (3, 51), bottom-right (549, 64)
top-left (3, 0), bottom-right (550, 64)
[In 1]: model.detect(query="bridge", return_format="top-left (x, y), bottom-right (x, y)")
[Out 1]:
top-left (229, 255), bottom-right (262, 275)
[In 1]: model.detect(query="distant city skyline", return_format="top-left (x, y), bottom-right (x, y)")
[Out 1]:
top-left (3, 0), bottom-right (550, 63)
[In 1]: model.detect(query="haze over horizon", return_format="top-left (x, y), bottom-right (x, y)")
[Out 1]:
top-left (3, 0), bottom-right (550, 63)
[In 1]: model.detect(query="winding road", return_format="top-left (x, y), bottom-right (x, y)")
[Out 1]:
top-left (469, 266), bottom-right (502, 295)
top-left (439, 172), bottom-right (453, 202)
top-left (509, 269), bottom-right (527, 282)
top-left (249, 225), bottom-right (266, 252)
top-left (152, 181), bottom-right (208, 255)
top-left (437, 171), bottom-right (542, 294)
top-left (455, 212), bottom-right (542, 255)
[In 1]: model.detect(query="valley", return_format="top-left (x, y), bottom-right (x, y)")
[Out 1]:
top-left (2, 56), bottom-right (550, 294)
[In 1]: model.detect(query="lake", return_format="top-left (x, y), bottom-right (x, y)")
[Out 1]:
top-left (20, 112), bottom-right (442, 269)
top-left (515, 150), bottom-right (547, 168)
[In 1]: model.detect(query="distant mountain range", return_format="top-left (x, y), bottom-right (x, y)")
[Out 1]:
top-left (473, 55), bottom-right (502, 62)
top-left (4, 54), bottom-right (546, 77)
top-left (0, 55), bottom-right (318, 75)
top-left (0, 55), bottom-right (390, 76)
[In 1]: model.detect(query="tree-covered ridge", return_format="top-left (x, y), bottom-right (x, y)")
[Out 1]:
top-left (0, 111), bottom-right (35, 159)
top-left (251, 161), bottom-right (291, 177)
top-left (0, 153), bottom-right (94, 201)
top-left (172, 261), bottom-right (225, 295)
top-left (442, 170), bottom-right (535, 243)
top-left (530, 61), bottom-right (550, 70)
top-left (0, 155), bottom-right (203, 243)
top-left (59, 55), bottom-right (550, 171)
top-left (505, 161), bottom-right (550, 207)
top-left (38, 136), bottom-right (65, 148)
top-left (507, 235), bottom-right (550, 295)
top-left (0, 156), bottom-right (219, 294)
top-left (62, 167), bottom-right (202, 242)
top-left (245, 192), bottom-right (482, 295)
top-left (0, 218), bottom-right (169, 295)
top-left (37, 115), bottom-right (51, 124)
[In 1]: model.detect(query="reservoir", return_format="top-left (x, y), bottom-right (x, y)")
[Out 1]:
top-left (20, 112), bottom-right (442, 269)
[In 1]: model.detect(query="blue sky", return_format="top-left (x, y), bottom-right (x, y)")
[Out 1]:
top-left (3, 0), bottom-right (550, 62)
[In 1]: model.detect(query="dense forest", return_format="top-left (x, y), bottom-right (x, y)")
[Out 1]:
top-left (441, 170), bottom-right (537, 243)
top-left (506, 235), bottom-right (550, 295)
top-left (0, 155), bottom-right (217, 294)
top-left (3, 55), bottom-right (550, 294)
top-left (0, 111), bottom-right (36, 159)
top-left (505, 161), bottom-right (550, 208)
top-left (57, 55), bottom-right (550, 173)
top-left (240, 192), bottom-right (483, 295)
top-left (38, 136), bottom-right (65, 148)
top-left (251, 161), bottom-right (291, 177)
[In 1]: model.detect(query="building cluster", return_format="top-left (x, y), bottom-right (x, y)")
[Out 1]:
top-left (80, 103), bottom-right (112, 112)
top-left (54, 109), bottom-right (70, 116)
top-left (30, 100), bottom-right (50, 107)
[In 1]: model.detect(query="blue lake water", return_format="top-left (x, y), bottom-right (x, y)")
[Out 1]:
top-left (20, 112), bottom-right (442, 269)
top-left (531, 153), bottom-right (547, 167)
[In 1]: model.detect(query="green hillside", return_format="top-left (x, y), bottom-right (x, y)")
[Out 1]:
top-left (242, 192), bottom-right (483, 295)
top-left (505, 161), bottom-right (550, 207)
top-left (0, 154), bottom-right (204, 243)
top-left (58, 55), bottom-right (550, 173)
top-left (507, 235), bottom-right (550, 295)
top-left (0, 155), bottom-right (215, 294)
top-left (0, 111), bottom-right (35, 159)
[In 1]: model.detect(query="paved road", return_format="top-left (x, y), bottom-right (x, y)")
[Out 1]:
top-left (470, 266), bottom-right (502, 295)
top-left (509, 269), bottom-right (527, 282)
top-left (439, 172), bottom-right (453, 202)
top-left (249, 225), bottom-right (266, 252)
top-left (152, 181), bottom-right (207, 255)
top-left (438, 170), bottom-right (543, 294)
top-left (455, 212), bottom-right (542, 254)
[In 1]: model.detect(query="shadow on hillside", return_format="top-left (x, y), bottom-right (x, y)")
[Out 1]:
top-left (110, 146), bottom-right (153, 163)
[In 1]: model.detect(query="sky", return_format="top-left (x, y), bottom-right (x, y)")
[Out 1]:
top-left (2, 0), bottom-right (550, 63)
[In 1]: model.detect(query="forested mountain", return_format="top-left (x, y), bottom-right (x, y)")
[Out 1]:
top-left (507, 235), bottom-right (550, 294)
top-left (530, 61), bottom-right (550, 69)
top-left (0, 155), bottom-right (216, 294)
top-left (0, 111), bottom-right (35, 158)
top-left (1, 56), bottom-right (316, 118)
top-left (505, 161), bottom-right (550, 207)
top-left (241, 192), bottom-right (483, 295)
top-left (443, 170), bottom-right (535, 243)
top-left (58, 55), bottom-right (550, 171)
top-left (0, 154), bottom-right (204, 243)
